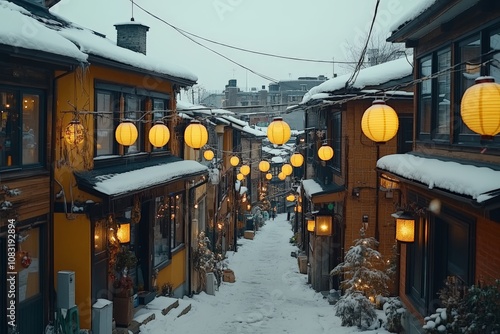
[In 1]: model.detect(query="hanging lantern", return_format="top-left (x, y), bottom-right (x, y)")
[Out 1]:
top-left (149, 121), bottom-right (170, 148)
top-left (290, 152), bottom-right (304, 167)
top-left (315, 212), bottom-right (333, 236)
top-left (230, 156), bottom-right (240, 167)
top-left (297, 204), bottom-right (302, 213)
top-left (461, 76), bottom-right (500, 140)
top-left (281, 163), bottom-right (293, 176)
top-left (240, 164), bottom-right (251, 176)
top-left (259, 160), bottom-right (270, 172)
top-left (278, 172), bottom-right (286, 180)
top-left (286, 194), bottom-right (296, 202)
top-left (267, 117), bottom-right (291, 145)
top-left (265, 173), bottom-right (273, 180)
top-left (361, 100), bottom-right (399, 143)
top-left (203, 149), bottom-right (215, 161)
top-left (115, 119), bottom-right (138, 146)
top-left (184, 120), bottom-right (208, 149)
top-left (236, 173), bottom-right (244, 181)
top-left (393, 211), bottom-right (415, 243)
top-left (116, 222), bottom-right (131, 244)
top-left (318, 143), bottom-right (334, 161)
top-left (307, 218), bottom-right (315, 232)
top-left (64, 119), bottom-right (85, 145)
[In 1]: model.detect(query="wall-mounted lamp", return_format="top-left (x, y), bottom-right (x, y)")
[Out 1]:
top-left (315, 211), bottom-right (333, 236)
top-left (352, 187), bottom-right (360, 197)
top-left (306, 217), bottom-right (315, 232)
top-left (392, 211), bottom-right (415, 243)
top-left (116, 221), bottom-right (131, 244)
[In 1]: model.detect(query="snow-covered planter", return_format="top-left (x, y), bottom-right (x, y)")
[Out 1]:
top-left (383, 297), bottom-right (406, 333)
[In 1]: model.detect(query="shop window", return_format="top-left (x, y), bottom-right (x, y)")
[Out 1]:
top-left (154, 196), bottom-right (170, 267)
top-left (0, 89), bottom-right (43, 169)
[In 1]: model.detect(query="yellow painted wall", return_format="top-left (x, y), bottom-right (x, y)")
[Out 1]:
top-left (157, 249), bottom-right (186, 292)
top-left (53, 213), bottom-right (92, 329)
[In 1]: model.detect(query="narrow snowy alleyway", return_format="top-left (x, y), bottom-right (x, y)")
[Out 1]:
top-left (139, 214), bottom-right (390, 334)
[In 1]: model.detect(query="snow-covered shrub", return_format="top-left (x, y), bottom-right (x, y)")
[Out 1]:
top-left (335, 291), bottom-right (377, 329)
top-left (383, 297), bottom-right (406, 333)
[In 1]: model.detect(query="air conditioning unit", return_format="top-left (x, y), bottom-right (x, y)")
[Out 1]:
top-left (205, 272), bottom-right (217, 296)
top-left (57, 271), bottom-right (76, 309)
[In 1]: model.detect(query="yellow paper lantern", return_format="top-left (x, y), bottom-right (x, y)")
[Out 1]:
top-left (116, 222), bottom-right (130, 243)
top-left (281, 163), bottom-right (293, 176)
top-left (149, 122), bottom-right (170, 148)
top-left (184, 120), bottom-right (208, 149)
top-left (259, 160), bottom-right (270, 172)
top-left (230, 156), bottom-right (240, 167)
top-left (393, 211), bottom-right (415, 243)
top-left (286, 194), bottom-right (296, 202)
top-left (267, 117), bottom-right (291, 145)
top-left (361, 100), bottom-right (399, 143)
top-left (318, 144), bottom-right (334, 161)
top-left (64, 119), bottom-right (85, 145)
top-left (290, 152), bottom-right (304, 167)
top-left (240, 164), bottom-right (251, 176)
top-left (203, 149), bottom-right (215, 161)
top-left (115, 120), bottom-right (138, 146)
top-left (265, 173), bottom-right (273, 180)
top-left (461, 76), bottom-right (500, 140)
top-left (278, 172), bottom-right (286, 180)
top-left (236, 173), bottom-right (244, 181)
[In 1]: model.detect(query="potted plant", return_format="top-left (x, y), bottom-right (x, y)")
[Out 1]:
top-left (112, 249), bottom-right (137, 327)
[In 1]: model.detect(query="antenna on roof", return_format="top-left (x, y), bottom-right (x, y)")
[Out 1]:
top-left (131, 0), bottom-right (135, 21)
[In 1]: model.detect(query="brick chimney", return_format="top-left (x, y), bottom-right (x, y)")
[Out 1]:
top-left (114, 19), bottom-right (150, 55)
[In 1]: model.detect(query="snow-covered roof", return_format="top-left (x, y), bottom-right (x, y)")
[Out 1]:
top-left (302, 179), bottom-right (324, 198)
top-left (0, 2), bottom-right (197, 82)
top-left (377, 154), bottom-right (500, 203)
top-left (389, 0), bottom-right (437, 32)
top-left (301, 57), bottom-right (413, 104)
top-left (177, 100), bottom-right (234, 115)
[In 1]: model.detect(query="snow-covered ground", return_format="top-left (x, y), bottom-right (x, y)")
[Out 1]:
top-left (140, 214), bottom-right (392, 334)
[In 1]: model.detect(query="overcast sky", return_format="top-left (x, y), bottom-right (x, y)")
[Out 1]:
top-left (51, 0), bottom-right (409, 93)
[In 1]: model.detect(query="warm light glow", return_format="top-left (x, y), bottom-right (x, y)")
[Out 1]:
top-left (297, 205), bottom-right (302, 213)
top-left (265, 173), bottom-right (273, 180)
top-left (281, 163), bottom-right (293, 176)
top-left (307, 219), bottom-right (315, 232)
top-left (395, 212), bottom-right (415, 242)
top-left (315, 214), bottom-right (333, 236)
top-left (290, 153), bottom-right (304, 167)
top-left (230, 156), bottom-right (240, 167)
top-left (184, 120), bottom-right (208, 149)
top-left (317, 144), bottom-right (334, 161)
top-left (286, 194), bottom-right (296, 202)
top-left (246, 204), bottom-right (251, 211)
top-left (149, 122), bottom-right (170, 148)
top-left (240, 164), bottom-right (251, 176)
top-left (259, 160), bottom-right (270, 172)
top-left (64, 119), bottom-right (84, 145)
top-left (267, 117), bottom-right (291, 145)
top-left (115, 120), bottom-right (138, 146)
top-left (461, 76), bottom-right (500, 140)
top-left (361, 100), bottom-right (399, 143)
top-left (116, 222), bottom-right (130, 243)
top-left (379, 174), bottom-right (400, 191)
top-left (203, 149), bottom-right (214, 161)
top-left (278, 172), bottom-right (286, 180)
top-left (236, 173), bottom-right (244, 181)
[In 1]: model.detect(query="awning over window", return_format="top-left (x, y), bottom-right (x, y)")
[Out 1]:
top-left (74, 155), bottom-right (208, 199)
top-left (301, 179), bottom-right (345, 204)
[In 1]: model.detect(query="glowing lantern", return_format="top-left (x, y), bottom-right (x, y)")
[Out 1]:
top-left (461, 76), bottom-right (500, 140)
top-left (361, 100), bottom-right (399, 143)
top-left (307, 218), bottom-right (315, 232)
top-left (318, 143), bottom-right (334, 161)
top-left (315, 213), bottom-right (333, 236)
top-left (278, 172), bottom-right (286, 181)
top-left (149, 122), bottom-right (170, 148)
top-left (290, 152), bottom-right (304, 167)
top-left (393, 211), bottom-right (415, 243)
top-left (236, 173), bottom-right (244, 181)
top-left (115, 120), bottom-right (138, 146)
top-left (116, 222), bottom-right (130, 243)
top-left (184, 120), bottom-right (208, 149)
top-left (203, 149), bottom-right (214, 161)
top-left (64, 119), bottom-right (85, 145)
top-left (265, 173), bottom-right (273, 180)
top-left (259, 160), bottom-right (270, 172)
top-left (286, 194), bottom-right (296, 202)
top-left (267, 117), bottom-right (291, 145)
top-left (281, 163), bottom-right (293, 176)
top-left (240, 164), bottom-right (251, 176)
top-left (230, 156), bottom-right (240, 167)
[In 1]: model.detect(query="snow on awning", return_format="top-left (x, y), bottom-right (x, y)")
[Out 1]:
top-left (376, 153), bottom-right (500, 204)
top-left (74, 156), bottom-right (208, 198)
top-left (301, 179), bottom-right (345, 204)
